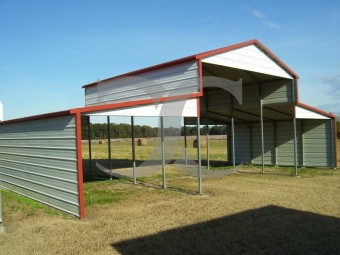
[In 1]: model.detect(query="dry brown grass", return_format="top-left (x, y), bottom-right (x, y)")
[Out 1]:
top-left (1, 167), bottom-right (340, 254)
top-left (0, 140), bottom-right (339, 254)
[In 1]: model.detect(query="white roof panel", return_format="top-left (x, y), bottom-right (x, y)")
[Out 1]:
top-left (85, 99), bottom-right (198, 117)
top-left (202, 45), bottom-right (293, 79)
top-left (295, 106), bottom-right (330, 119)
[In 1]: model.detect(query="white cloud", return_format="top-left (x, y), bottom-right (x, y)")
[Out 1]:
top-left (248, 7), bottom-right (280, 29)
top-left (324, 75), bottom-right (340, 99)
top-left (263, 20), bottom-right (280, 29)
top-left (253, 10), bottom-right (265, 18)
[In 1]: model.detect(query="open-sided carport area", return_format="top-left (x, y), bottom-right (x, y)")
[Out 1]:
top-left (0, 39), bottom-right (337, 219)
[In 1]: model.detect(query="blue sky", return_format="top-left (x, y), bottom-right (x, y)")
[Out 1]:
top-left (1, 0), bottom-right (340, 121)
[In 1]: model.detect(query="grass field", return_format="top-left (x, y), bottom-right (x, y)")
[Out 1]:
top-left (0, 139), bottom-right (339, 254)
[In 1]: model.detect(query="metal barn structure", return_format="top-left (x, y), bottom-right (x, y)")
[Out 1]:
top-left (0, 39), bottom-right (338, 219)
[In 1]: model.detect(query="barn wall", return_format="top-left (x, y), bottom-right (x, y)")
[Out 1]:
top-left (234, 123), bottom-right (251, 164)
top-left (85, 61), bottom-right (200, 106)
top-left (251, 122), bottom-right (276, 165)
top-left (261, 80), bottom-right (294, 105)
top-left (299, 119), bottom-right (335, 167)
top-left (0, 116), bottom-right (80, 217)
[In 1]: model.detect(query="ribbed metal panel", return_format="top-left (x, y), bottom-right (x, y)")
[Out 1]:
top-left (251, 122), bottom-right (276, 165)
top-left (299, 120), bottom-right (333, 167)
top-left (0, 116), bottom-right (79, 217)
top-left (262, 80), bottom-right (293, 105)
top-left (85, 61), bottom-right (199, 106)
top-left (234, 123), bottom-right (251, 163)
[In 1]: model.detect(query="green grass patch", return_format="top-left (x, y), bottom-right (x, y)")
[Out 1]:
top-left (85, 189), bottom-right (125, 207)
top-left (2, 189), bottom-right (65, 217)
top-left (84, 180), bottom-right (130, 207)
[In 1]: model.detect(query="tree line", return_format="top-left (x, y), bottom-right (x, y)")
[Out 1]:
top-left (82, 122), bottom-right (340, 140)
top-left (81, 123), bottom-right (227, 139)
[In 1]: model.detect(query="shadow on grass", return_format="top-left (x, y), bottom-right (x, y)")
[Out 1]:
top-left (83, 159), bottom-right (233, 179)
top-left (112, 205), bottom-right (340, 254)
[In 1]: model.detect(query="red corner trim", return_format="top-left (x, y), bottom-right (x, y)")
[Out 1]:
top-left (75, 112), bottom-right (85, 220)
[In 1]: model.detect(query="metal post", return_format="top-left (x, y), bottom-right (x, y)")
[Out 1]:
top-left (197, 117), bottom-right (202, 195)
top-left (161, 117), bottom-right (166, 189)
top-left (293, 117), bottom-right (298, 176)
top-left (107, 116), bottom-right (112, 180)
top-left (231, 117), bottom-right (236, 172)
top-left (273, 121), bottom-right (277, 166)
top-left (226, 124), bottom-right (230, 163)
top-left (131, 116), bottom-right (136, 184)
top-left (0, 189), bottom-right (3, 228)
top-left (260, 100), bottom-right (265, 174)
top-left (206, 121), bottom-right (210, 170)
top-left (0, 188), bottom-right (3, 233)
top-left (249, 123), bottom-right (253, 164)
top-left (87, 116), bottom-right (92, 179)
top-left (184, 119), bottom-right (188, 167)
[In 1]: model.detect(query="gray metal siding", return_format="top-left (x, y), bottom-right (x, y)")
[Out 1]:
top-left (262, 80), bottom-right (293, 105)
top-left (299, 120), bottom-right (333, 167)
top-left (234, 123), bottom-right (251, 163)
top-left (276, 121), bottom-right (295, 166)
top-left (85, 61), bottom-right (200, 106)
top-left (251, 122), bottom-right (276, 165)
top-left (0, 116), bottom-right (79, 217)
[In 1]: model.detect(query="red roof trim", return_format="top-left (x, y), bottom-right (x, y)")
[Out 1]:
top-left (82, 39), bottom-right (299, 90)
top-left (82, 55), bottom-right (197, 89)
top-left (0, 110), bottom-right (73, 125)
top-left (296, 102), bottom-right (336, 119)
top-left (71, 93), bottom-right (202, 114)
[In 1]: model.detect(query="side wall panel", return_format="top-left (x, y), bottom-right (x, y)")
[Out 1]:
top-left (300, 119), bottom-right (333, 167)
top-left (85, 61), bottom-right (200, 106)
top-left (0, 116), bottom-right (80, 217)
top-left (234, 123), bottom-right (251, 164)
top-left (251, 122), bottom-right (276, 165)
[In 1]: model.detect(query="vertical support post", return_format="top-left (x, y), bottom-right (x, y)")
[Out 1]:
top-left (249, 123), bottom-right (253, 164)
top-left (0, 188), bottom-right (3, 229)
top-left (292, 78), bottom-right (298, 175)
top-left (184, 119), bottom-right (188, 167)
top-left (231, 117), bottom-right (236, 172)
top-left (131, 116), bottom-right (136, 184)
top-left (226, 124), bottom-right (230, 163)
top-left (206, 121), bottom-right (210, 170)
top-left (75, 113), bottom-right (85, 220)
top-left (301, 120), bottom-right (304, 167)
top-left (161, 117), bottom-right (166, 189)
top-left (273, 121), bottom-right (277, 166)
top-left (293, 117), bottom-right (298, 176)
top-left (197, 117), bottom-right (202, 195)
top-left (260, 100), bottom-right (265, 174)
top-left (332, 118), bottom-right (338, 169)
top-left (107, 116), bottom-right (112, 180)
top-left (87, 116), bottom-right (92, 179)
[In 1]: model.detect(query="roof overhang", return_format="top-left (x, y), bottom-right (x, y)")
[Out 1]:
top-left (83, 98), bottom-right (199, 117)
top-left (295, 103), bottom-right (335, 119)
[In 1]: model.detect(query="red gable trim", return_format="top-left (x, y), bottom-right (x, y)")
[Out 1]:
top-left (197, 39), bottom-right (299, 79)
